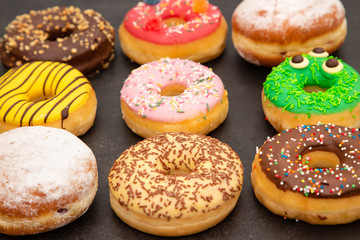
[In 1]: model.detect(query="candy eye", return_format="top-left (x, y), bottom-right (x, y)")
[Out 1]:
top-left (322, 58), bottom-right (344, 74)
top-left (289, 55), bottom-right (309, 69)
top-left (308, 47), bottom-right (329, 58)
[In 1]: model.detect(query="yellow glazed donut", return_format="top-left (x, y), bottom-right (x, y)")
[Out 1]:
top-left (0, 126), bottom-right (98, 235)
top-left (119, 0), bottom-right (228, 64)
top-left (0, 61), bottom-right (97, 136)
top-left (108, 132), bottom-right (243, 236)
top-left (120, 58), bottom-right (228, 138)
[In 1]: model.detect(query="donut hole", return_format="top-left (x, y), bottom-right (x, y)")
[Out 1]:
top-left (46, 28), bottom-right (74, 41)
top-left (167, 168), bottom-right (192, 176)
top-left (303, 85), bottom-right (328, 93)
top-left (160, 84), bottom-right (187, 96)
top-left (303, 151), bottom-right (340, 169)
top-left (163, 17), bottom-right (186, 27)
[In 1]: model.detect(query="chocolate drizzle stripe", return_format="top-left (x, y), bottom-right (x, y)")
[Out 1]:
top-left (3, 99), bottom-right (25, 122)
top-left (48, 64), bottom-right (68, 94)
top-left (0, 63), bottom-right (30, 90)
top-left (12, 101), bottom-right (28, 122)
top-left (60, 92), bottom-right (87, 129)
top-left (0, 62), bottom-right (50, 112)
top-left (27, 76), bottom-right (87, 125)
top-left (42, 62), bottom-right (62, 96)
top-left (54, 67), bottom-right (76, 95)
top-left (44, 82), bottom-right (89, 123)
top-left (0, 62), bottom-right (47, 99)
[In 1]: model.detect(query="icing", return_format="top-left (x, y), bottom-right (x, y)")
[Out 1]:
top-left (120, 58), bottom-right (225, 122)
top-left (232, 0), bottom-right (345, 42)
top-left (0, 126), bottom-right (97, 217)
top-left (109, 132), bottom-right (243, 220)
top-left (123, 0), bottom-right (222, 45)
top-left (258, 123), bottom-right (360, 198)
top-left (263, 53), bottom-right (360, 116)
top-left (0, 61), bottom-right (92, 126)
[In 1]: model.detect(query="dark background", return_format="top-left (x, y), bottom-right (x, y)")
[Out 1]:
top-left (1, 0), bottom-right (360, 239)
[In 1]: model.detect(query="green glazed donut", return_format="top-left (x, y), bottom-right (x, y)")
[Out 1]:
top-left (262, 47), bottom-right (360, 131)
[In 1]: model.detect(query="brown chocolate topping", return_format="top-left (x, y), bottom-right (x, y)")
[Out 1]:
top-left (325, 58), bottom-right (339, 68)
top-left (0, 6), bottom-right (115, 76)
top-left (291, 55), bottom-right (304, 64)
top-left (313, 47), bottom-right (325, 54)
top-left (259, 124), bottom-right (360, 198)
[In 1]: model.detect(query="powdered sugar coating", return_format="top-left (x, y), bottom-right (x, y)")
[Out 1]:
top-left (0, 126), bottom-right (97, 217)
top-left (120, 58), bottom-right (225, 122)
top-left (232, 0), bottom-right (345, 41)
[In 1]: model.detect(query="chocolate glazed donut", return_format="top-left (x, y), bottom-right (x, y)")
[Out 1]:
top-left (0, 6), bottom-right (115, 76)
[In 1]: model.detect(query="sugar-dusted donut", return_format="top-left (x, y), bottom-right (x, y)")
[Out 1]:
top-left (262, 48), bottom-right (360, 132)
top-left (119, 0), bottom-right (228, 64)
top-left (109, 132), bottom-right (243, 236)
top-left (120, 58), bottom-right (228, 138)
top-left (252, 123), bottom-right (360, 224)
top-left (232, 0), bottom-right (347, 67)
top-left (0, 6), bottom-right (115, 76)
top-left (0, 126), bottom-right (98, 235)
top-left (0, 61), bottom-right (97, 136)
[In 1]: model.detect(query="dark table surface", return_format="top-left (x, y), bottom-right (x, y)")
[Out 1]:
top-left (1, 0), bottom-right (360, 239)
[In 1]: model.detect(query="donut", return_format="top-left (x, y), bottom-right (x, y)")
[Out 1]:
top-left (108, 132), bottom-right (243, 236)
top-left (0, 6), bottom-right (115, 76)
top-left (120, 58), bottom-right (228, 138)
top-left (118, 0), bottom-right (228, 64)
top-left (262, 48), bottom-right (360, 132)
top-left (252, 123), bottom-right (360, 224)
top-left (232, 0), bottom-right (347, 67)
top-left (0, 126), bottom-right (98, 235)
top-left (0, 61), bottom-right (97, 136)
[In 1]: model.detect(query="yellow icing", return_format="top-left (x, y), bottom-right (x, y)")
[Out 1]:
top-left (0, 61), bottom-right (92, 126)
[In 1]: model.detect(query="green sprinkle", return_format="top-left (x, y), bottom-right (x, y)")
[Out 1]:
top-left (203, 115), bottom-right (207, 120)
top-left (177, 110), bottom-right (185, 113)
top-left (206, 103), bottom-right (210, 111)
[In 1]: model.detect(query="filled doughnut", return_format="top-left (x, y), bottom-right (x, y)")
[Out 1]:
top-left (119, 0), bottom-right (228, 64)
top-left (108, 132), bottom-right (243, 236)
top-left (262, 48), bottom-right (360, 132)
top-left (120, 58), bottom-right (228, 138)
top-left (252, 123), bottom-right (360, 224)
top-left (232, 0), bottom-right (347, 67)
top-left (0, 6), bottom-right (115, 76)
top-left (0, 61), bottom-right (97, 136)
top-left (0, 126), bottom-right (98, 235)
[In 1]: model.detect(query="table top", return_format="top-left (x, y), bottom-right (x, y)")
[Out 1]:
top-left (1, 0), bottom-right (360, 239)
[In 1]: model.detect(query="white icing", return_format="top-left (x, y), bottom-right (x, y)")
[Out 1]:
top-left (0, 126), bottom-right (97, 216)
top-left (233, 0), bottom-right (345, 36)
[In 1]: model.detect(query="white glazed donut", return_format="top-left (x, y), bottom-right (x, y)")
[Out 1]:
top-left (0, 126), bottom-right (98, 235)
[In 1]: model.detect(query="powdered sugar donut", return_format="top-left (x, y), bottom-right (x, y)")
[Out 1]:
top-left (0, 126), bottom-right (98, 235)
top-left (232, 0), bottom-right (347, 67)
top-left (120, 58), bottom-right (228, 138)
top-left (119, 0), bottom-right (228, 64)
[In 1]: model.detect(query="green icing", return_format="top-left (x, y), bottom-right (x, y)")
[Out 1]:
top-left (263, 54), bottom-right (360, 115)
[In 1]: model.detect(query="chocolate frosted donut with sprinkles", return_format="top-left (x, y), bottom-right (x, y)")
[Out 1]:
top-left (118, 0), bottom-right (228, 64)
top-left (0, 6), bottom-right (115, 76)
top-left (120, 58), bottom-right (229, 138)
top-left (252, 123), bottom-right (360, 224)
top-left (108, 132), bottom-right (243, 236)
top-left (262, 48), bottom-right (360, 132)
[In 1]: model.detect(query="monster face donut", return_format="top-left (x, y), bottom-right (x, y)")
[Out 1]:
top-left (119, 0), bottom-right (228, 64)
top-left (0, 61), bottom-right (97, 136)
top-left (232, 0), bottom-right (347, 67)
top-left (0, 6), bottom-right (115, 76)
top-left (109, 132), bottom-right (243, 236)
top-left (0, 126), bottom-right (98, 235)
top-left (252, 123), bottom-right (360, 224)
top-left (262, 48), bottom-right (360, 132)
top-left (120, 58), bottom-right (228, 138)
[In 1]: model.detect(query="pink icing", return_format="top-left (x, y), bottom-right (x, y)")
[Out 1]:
top-left (123, 0), bottom-right (222, 45)
top-left (120, 58), bottom-right (225, 122)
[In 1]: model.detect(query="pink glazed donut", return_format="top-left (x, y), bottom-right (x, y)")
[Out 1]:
top-left (120, 58), bottom-right (229, 138)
